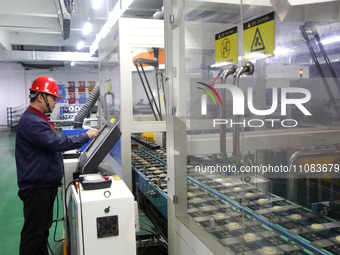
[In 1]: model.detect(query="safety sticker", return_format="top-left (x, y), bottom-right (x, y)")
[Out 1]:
top-left (243, 12), bottom-right (275, 60)
top-left (105, 79), bottom-right (112, 91)
top-left (215, 26), bottom-right (238, 64)
top-left (251, 27), bottom-right (265, 52)
top-left (112, 175), bottom-right (121, 180)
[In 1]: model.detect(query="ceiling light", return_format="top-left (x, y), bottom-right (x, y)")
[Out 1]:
top-left (92, 0), bottom-right (104, 10)
top-left (274, 47), bottom-right (294, 55)
top-left (321, 36), bottom-right (340, 45)
top-left (77, 40), bottom-right (84, 50)
top-left (83, 21), bottom-right (92, 35)
top-left (211, 61), bottom-right (235, 68)
top-left (244, 52), bottom-right (273, 61)
top-left (90, 3), bottom-right (120, 55)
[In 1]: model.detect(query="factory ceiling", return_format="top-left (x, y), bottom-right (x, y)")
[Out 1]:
top-left (0, 0), bottom-right (163, 68)
top-left (0, 0), bottom-right (339, 69)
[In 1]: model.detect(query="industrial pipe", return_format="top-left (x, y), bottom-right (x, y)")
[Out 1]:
top-left (233, 62), bottom-right (254, 161)
top-left (103, 91), bottom-right (115, 120)
top-left (73, 84), bottom-right (100, 128)
top-left (219, 65), bottom-right (238, 84)
top-left (220, 65), bottom-right (237, 160)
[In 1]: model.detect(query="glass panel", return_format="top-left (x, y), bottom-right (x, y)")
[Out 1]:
top-left (99, 46), bottom-right (120, 126)
top-left (132, 48), bottom-right (166, 122)
top-left (99, 43), bottom-right (122, 174)
top-left (170, 0), bottom-right (340, 254)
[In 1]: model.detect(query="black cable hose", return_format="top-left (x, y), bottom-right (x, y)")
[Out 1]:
top-left (53, 191), bottom-right (64, 243)
top-left (139, 227), bottom-right (157, 235)
top-left (64, 180), bottom-right (77, 254)
top-left (47, 241), bottom-right (55, 255)
top-left (47, 189), bottom-right (64, 255)
top-left (140, 184), bottom-right (168, 243)
top-left (140, 239), bottom-right (151, 255)
top-left (73, 85), bottom-right (100, 129)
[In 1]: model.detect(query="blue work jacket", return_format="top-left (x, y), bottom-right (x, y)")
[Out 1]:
top-left (15, 107), bottom-right (89, 190)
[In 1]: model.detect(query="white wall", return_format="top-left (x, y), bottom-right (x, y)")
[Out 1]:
top-left (0, 63), bottom-right (99, 126)
top-left (0, 63), bottom-right (26, 126)
top-left (0, 30), bottom-right (10, 50)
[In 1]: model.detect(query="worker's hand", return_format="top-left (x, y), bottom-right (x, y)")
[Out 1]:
top-left (86, 128), bottom-right (100, 139)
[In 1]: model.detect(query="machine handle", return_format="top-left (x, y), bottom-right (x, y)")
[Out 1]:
top-left (234, 61), bottom-right (254, 79)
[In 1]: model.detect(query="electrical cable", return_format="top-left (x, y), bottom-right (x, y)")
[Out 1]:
top-left (138, 187), bottom-right (169, 254)
top-left (139, 217), bottom-right (161, 234)
top-left (78, 183), bottom-right (86, 255)
top-left (139, 227), bottom-right (158, 235)
top-left (47, 188), bottom-right (64, 255)
top-left (139, 237), bottom-right (147, 255)
top-left (53, 191), bottom-right (64, 243)
top-left (140, 237), bottom-right (154, 255)
top-left (64, 179), bottom-right (78, 255)
top-left (141, 183), bottom-right (168, 242)
top-left (47, 241), bottom-right (55, 255)
top-left (153, 236), bottom-right (168, 254)
top-left (136, 235), bottom-right (142, 255)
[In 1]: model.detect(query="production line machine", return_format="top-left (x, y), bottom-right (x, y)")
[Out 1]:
top-left (131, 135), bottom-right (340, 255)
top-left (63, 117), bottom-right (137, 255)
top-left (131, 135), bottom-right (168, 218)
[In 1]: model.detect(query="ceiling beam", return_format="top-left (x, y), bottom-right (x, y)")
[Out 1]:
top-left (0, 0), bottom-right (56, 16)
top-left (0, 50), bottom-right (99, 62)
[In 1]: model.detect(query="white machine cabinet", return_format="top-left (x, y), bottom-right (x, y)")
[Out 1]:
top-left (63, 117), bottom-right (137, 255)
top-left (71, 178), bottom-right (136, 255)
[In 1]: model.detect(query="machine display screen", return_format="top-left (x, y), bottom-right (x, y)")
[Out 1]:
top-left (79, 116), bottom-right (121, 174)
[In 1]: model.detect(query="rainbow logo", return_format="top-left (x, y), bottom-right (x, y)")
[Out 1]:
top-left (196, 82), bottom-right (222, 115)
top-left (196, 82), bottom-right (222, 106)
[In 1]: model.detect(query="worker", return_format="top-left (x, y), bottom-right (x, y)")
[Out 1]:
top-left (15, 76), bottom-right (100, 255)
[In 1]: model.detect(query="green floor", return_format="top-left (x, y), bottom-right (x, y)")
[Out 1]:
top-left (0, 127), bottom-right (63, 255)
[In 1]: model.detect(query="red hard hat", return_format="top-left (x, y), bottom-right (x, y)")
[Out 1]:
top-left (29, 76), bottom-right (60, 98)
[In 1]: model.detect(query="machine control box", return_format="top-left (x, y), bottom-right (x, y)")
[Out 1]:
top-left (79, 173), bottom-right (112, 190)
top-left (71, 178), bottom-right (136, 255)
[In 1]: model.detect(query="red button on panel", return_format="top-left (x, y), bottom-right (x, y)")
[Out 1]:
top-left (104, 176), bottom-right (109, 180)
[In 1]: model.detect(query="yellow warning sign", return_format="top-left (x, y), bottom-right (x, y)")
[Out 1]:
top-left (105, 79), bottom-right (112, 91)
top-left (243, 12), bottom-right (275, 60)
top-left (112, 175), bottom-right (121, 180)
top-left (215, 27), bottom-right (238, 64)
top-left (251, 28), bottom-right (265, 51)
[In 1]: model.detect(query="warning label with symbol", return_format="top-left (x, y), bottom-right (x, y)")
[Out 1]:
top-left (251, 28), bottom-right (265, 52)
top-left (215, 26), bottom-right (238, 64)
top-left (243, 12), bottom-right (274, 60)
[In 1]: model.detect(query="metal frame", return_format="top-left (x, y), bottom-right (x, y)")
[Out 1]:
top-left (165, 0), bottom-right (220, 254)
top-left (98, 17), bottom-right (165, 190)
